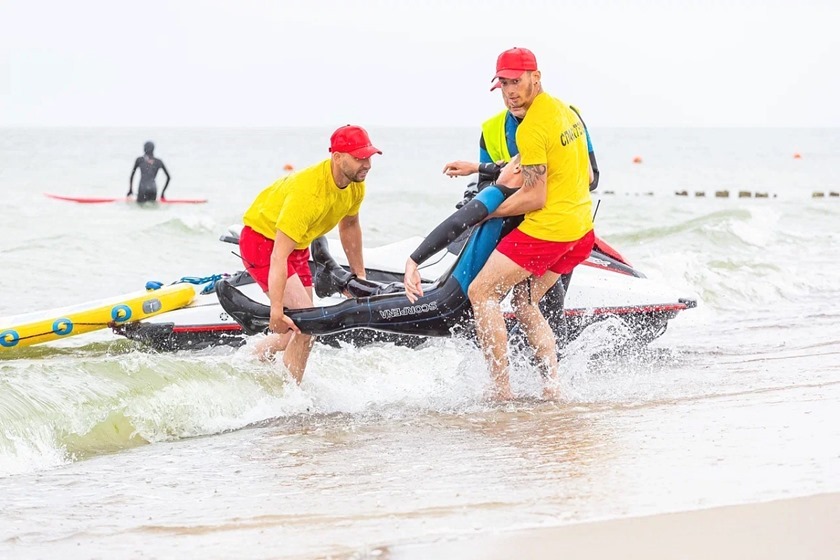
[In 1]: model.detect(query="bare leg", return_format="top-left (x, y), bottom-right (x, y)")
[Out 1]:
top-left (511, 271), bottom-right (562, 399)
top-left (283, 331), bottom-right (315, 384)
top-left (468, 250), bottom-right (532, 400)
top-left (254, 275), bottom-right (313, 364)
top-left (256, 331), bottom-right (293, 358)
top-left (282, 280), bottom-right (315, 383)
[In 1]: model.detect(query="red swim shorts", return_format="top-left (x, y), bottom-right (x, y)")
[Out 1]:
top-left (496, 228), bottom-right (595, 276)
top-left (238, 226), bottom-right (313, 291)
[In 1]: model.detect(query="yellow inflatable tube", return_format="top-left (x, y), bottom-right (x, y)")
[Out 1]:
top-left (0, 284), bottom-right (196, 351)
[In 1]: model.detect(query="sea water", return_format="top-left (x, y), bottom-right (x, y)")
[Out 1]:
top-left (0, 127), bottom-right (838, 558)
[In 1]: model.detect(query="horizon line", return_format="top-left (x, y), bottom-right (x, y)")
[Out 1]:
top-left (2, 124), bottom-right (838, 130)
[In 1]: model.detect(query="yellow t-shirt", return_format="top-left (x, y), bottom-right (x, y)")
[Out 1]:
top-left (243, 159), bottom-right (365, 250)
top-left (515, 92), bottom-right (593, 242)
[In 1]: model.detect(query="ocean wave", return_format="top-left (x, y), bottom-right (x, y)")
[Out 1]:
top-left (0, 350), bottom-right (289, 478)
top-left (612, 205), bottom-right (838, 311)
top-left (0, 332), bottom-right (688, 478)
top-left (612, 207), bottom-right (770, 247)
top-left (143, 215), bottom-right (220, 235)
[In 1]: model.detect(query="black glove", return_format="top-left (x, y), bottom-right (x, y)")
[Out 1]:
top-left (478, 162), bottom-right (503, 182)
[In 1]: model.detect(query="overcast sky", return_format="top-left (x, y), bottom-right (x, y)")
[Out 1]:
top-left (1, 0), bottom-right (838, 128)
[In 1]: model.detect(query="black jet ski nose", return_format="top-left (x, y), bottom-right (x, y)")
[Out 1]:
top-left (215, 279), bottom-right (270, 335)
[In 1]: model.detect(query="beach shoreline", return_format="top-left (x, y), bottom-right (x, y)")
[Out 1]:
top-left (388, 492), bottom-right (840, 560)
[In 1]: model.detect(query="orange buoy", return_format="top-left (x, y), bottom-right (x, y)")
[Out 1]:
top-left (632, 156), bottom-right (643, 164)
top-left (793, 153), bottom-right (802, 159)
top-left (283, 163), bottom-right (295, 172)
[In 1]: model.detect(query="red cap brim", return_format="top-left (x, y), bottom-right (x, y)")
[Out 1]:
top-left (490, 68), bottom-right (526, 91)
top-left (348, 145), bottom-right (382, 159)
top-left (492, 69), bottom-right (526, 81)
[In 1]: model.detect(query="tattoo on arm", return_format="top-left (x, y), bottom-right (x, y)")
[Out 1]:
top-left (521, 164), bottom-right (546, 188)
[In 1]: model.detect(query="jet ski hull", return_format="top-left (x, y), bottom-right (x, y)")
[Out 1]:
top-left (116, 239), bottom-right (696, 352)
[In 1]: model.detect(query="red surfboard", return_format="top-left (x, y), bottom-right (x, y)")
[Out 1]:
top-left (45, 193), bottom-right (208, 204)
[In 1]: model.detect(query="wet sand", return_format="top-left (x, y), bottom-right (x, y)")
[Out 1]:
top-left (390, 492), bottom-right (840, 560)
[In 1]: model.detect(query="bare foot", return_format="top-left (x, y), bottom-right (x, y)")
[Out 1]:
top-left (542, 385), bottom-right (561, 401)
top-left (542, 377), bottom-right (563, 401)
top-left (491, 384), bottom-right (515, 401)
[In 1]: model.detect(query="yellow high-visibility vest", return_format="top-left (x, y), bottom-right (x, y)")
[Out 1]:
top-left (481, 110), bottom-right (512, 163)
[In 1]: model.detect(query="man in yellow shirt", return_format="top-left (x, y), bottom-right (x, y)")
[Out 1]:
top-left (239, 125), bottom-right (381, 382)
top-left (468, 48), bottom-right (595, 400)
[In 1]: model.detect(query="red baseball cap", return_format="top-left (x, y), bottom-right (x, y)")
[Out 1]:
top-left (329, 125), bottom-right (382, 158)
top-left (490, 47), bottom-right (538, 91)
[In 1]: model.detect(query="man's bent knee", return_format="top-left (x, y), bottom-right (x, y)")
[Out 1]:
top-left (468, 281), bottom-right (488, 305)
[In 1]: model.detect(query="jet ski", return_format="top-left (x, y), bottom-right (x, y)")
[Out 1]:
top-left (116, 226), bottom-right (697, 352)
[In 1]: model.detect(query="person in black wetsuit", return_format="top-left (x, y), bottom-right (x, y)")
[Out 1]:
top-left (214, 163), bottom-right (576, 356)
top-left (402, 156), bottom-right (571, 343)
top-left (422, 96), bottom-right (600, 346)
top-left (216, 170), bottom-right (522, 341)
top-left (128, 141), bottom-right (171, 202)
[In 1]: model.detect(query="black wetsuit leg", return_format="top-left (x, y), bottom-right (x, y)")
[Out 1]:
top-left (540, 273), bottom-right (570, 346)
top-left (410, 184), bottom-right (517, 265)
top-left (215, 274), bottom-right (472, 338)
top-left (217, 248), bottom-right (571, 344)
